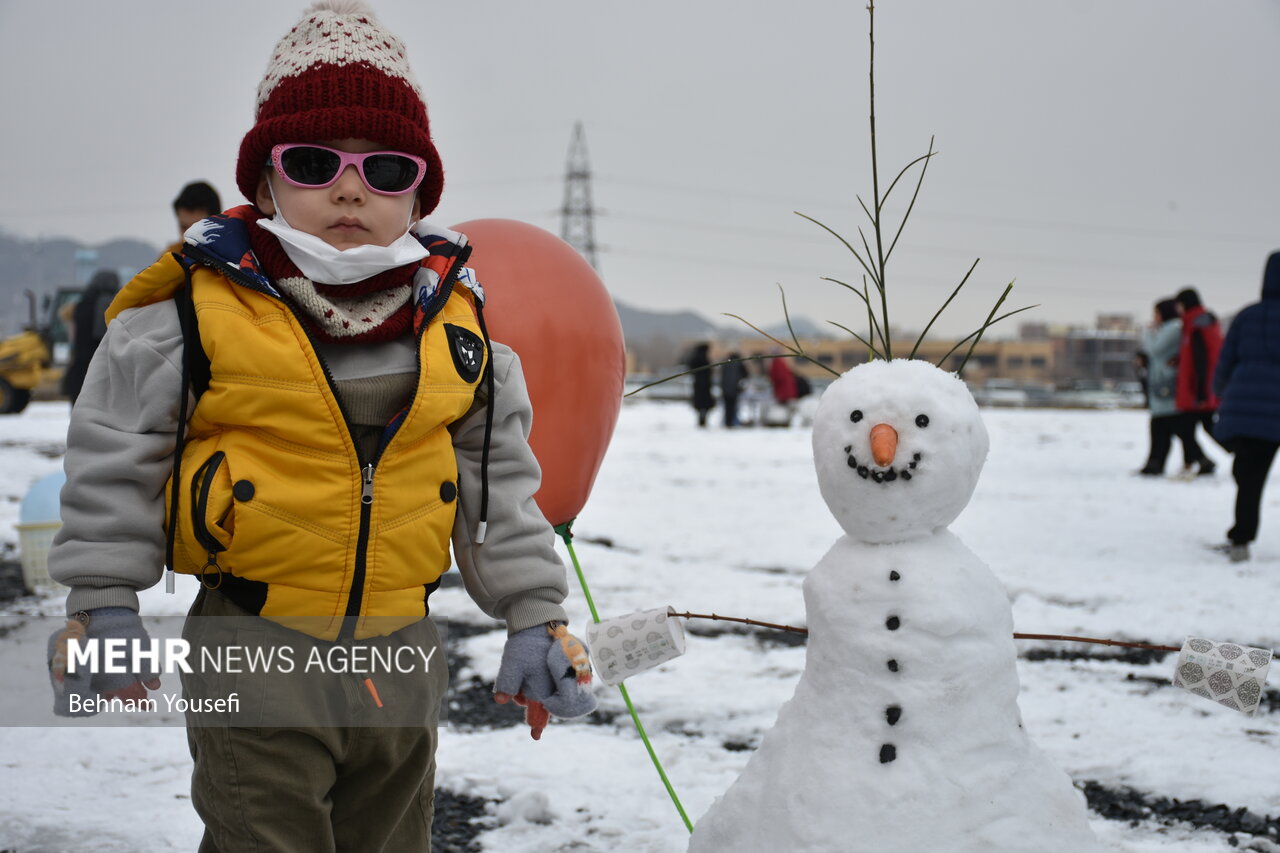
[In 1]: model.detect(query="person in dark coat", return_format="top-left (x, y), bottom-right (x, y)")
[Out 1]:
top-left (686, 342), bottom-right (716, 427)
top-left (61, 269), bottom-right (121, 405)
top-left (1174, 286), bottom-right (1224, 474)
top-left (719, 352), bottom-right (748, 428)
top-left (1210, 252), bottom-right (1280, 562)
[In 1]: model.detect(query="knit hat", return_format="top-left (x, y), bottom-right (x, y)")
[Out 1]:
top-left (236, 0), bottom-right (443, 214)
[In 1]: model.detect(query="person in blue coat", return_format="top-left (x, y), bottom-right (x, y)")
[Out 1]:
top-left (1211, 251), bottom-right (1280, 562)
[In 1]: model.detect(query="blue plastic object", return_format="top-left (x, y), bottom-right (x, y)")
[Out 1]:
top-left (20, 471), bottom-right (66, 525)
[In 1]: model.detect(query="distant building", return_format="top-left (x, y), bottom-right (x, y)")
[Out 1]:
top-left (664, 313), bottom-right (1142, 390)
top-left (1095, 313), bottom-right (1136, 332)
top-left (1053, 325), bottom-right (1141, 386)
top-left (726, 336), bottom-right (1055, 388)
top-left (1017, 322), bottom-right (1050, 341)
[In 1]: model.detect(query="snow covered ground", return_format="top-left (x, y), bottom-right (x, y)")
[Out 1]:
top-left (1, 399), bottom-right (1277, 852)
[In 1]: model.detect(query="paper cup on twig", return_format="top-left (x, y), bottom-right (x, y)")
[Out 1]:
top-left (587, 607), bottom-right (686, 686)
top-left (1171, 637), bottom-right (1273, 716)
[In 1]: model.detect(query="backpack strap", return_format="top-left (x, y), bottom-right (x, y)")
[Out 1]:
top-left (164, 259), bottom-right (211, 580)
top-left (173, 283), bottom-right (211, 399)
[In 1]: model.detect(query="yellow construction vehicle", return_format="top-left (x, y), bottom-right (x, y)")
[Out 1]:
top-left (0, 288), bottom-right (81, 413)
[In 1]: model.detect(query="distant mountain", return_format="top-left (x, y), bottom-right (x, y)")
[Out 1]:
top-left (761, 315), bottom-right (834, 341)
top-left (612, 301), bottom-right (722, 344)
top-left (612, 300), bottom-right (831, 345)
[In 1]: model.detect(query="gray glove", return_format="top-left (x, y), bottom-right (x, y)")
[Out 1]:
top-left (494, 622), bottom-right (597, 739)
top-left (47, 607), bottom-right (162, 717)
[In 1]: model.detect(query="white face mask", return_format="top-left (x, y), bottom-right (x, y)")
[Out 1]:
top-left (256, 184), bottom-right (428, 285)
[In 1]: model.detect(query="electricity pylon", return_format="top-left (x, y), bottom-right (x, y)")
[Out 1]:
top-left (560, 121), bottom-right (599, 271)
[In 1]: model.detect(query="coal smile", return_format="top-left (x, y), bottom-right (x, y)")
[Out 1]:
top-left (844, 446), bottom-right (922, 484)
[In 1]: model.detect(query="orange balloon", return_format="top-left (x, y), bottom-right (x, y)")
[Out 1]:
top-left (451, 219), bottom-right (625, 526)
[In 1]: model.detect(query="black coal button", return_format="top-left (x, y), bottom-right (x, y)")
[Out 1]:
top-left (886, 659), bottom-right (899, 672)
top-left (886, 615), bottom-right (900, 631)
top-left (886, 706), bottom-right (902, 726)
top-left (889, 571), bottom-right (900, 581)
top-left (880, 744), bottom-right (896, 763)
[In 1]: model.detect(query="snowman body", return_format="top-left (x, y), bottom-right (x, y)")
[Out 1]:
top-left (689, 360), bottom-right (1105, 852)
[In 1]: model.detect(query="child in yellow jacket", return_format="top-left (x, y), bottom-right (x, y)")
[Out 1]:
top-left (47, 2), bottom-right (595, 848)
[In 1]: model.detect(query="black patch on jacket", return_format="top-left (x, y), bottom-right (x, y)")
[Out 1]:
top-left (445, 324), bottom-right (485, 383)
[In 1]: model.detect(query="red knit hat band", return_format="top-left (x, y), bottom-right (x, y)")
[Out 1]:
top-left (236, 1), bottom-right (443, 213)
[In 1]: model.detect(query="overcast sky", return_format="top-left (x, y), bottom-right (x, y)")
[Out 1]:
top-left (1, 1), bottom-right (1277, 339)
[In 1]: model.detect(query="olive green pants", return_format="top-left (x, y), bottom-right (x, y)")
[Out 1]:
top-left (181, 588), bottom-right (449, 852)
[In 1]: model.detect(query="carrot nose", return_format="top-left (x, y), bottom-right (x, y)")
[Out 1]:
top-left (869, 423), bottom-right (898, 467)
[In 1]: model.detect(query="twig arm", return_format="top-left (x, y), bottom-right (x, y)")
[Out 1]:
top-left (672, 612), bottom-right (810, 635)
top-left (1012, 633), bottom-right (1181, 653)
top-left (674, 612), bottom-right (1183, 652)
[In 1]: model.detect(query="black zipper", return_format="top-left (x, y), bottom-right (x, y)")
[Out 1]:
top-left (336, 246), bottom-right (471, 639)
top-left (189, 451), bottom-right (227, 560)
top-left (184, 241), bottom-right (471, 640)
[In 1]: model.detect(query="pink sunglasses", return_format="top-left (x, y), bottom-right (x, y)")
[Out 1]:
top-left (269, 143), bottom-right (426, 196)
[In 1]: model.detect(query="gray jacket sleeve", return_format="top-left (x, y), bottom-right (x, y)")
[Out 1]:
top-left (49, 302), bottom-right (187, 616)
top-left (449, 342), bottom-right (570, 634)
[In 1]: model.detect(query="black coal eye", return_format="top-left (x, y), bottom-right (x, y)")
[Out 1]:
top-left (850, 410), bottom-right (863, 423)
top-left (915, 414), bottom-right (930, 428)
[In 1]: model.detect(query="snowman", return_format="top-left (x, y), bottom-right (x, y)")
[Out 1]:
top-left (689, 359), bottom-right (1107, 852)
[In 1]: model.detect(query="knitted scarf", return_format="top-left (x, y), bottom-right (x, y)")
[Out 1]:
top-left (247, 217), bottom-right (415, 344)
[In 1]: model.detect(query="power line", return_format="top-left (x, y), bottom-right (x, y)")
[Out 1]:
top-left (595, 175), bottom-right (1276, 245)
top-left (599, 210), bottom-right (1265, 282)
top-left (605, 245), bottom-right (1260, 297)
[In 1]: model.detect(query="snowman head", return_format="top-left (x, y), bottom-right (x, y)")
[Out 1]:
top-left (811, 359), bottom-right (989, 543)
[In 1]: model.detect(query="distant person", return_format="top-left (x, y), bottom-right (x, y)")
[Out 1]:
top-left (794, 371), bottom-right (812, 400)
top-left (1209, 252), bottom-right (1280, 562)
top-left (686, 342), bottom-right (716, 427)
top-left (765, 354), bottom-right (799, 427)
top-left (1137, 298), bottom-right (1198, 475)
top-left (1173, 286), bottom-right (1223, 476)
top-left (768, 355), bottom-right (799, 404)
top-left (60, 269), bottom-right (120, 405)
top-left (740, 362), bottom-right (771, 427)
top-left (719, 352), bottom-right (748, 428)
top-left (167, 181), bottom-right (222, 255)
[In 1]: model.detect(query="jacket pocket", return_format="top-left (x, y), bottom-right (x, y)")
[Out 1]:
top-left (189, 451), bottom-right (233, 555)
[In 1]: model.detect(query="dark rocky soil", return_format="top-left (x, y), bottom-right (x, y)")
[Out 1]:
top-left (432, 788), bottom-right (492, 853)
top-left (1083, 780), bottom-right (1280, 845)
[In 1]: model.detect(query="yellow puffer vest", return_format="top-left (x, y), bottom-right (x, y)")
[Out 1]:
top-left (112, 252), bottom-right (485, 640)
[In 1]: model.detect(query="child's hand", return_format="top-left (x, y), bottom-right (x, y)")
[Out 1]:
top-left (47, 607), bottom-right (163, 717)
top-left (494, 622), bottom-right (597, 740)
